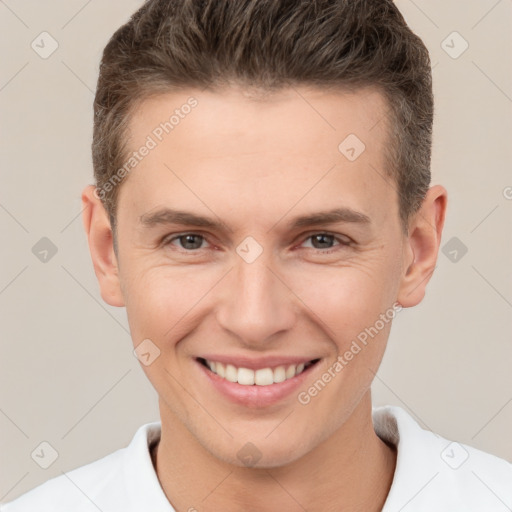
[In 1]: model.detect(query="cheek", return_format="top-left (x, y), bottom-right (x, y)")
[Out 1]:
top-left (290, 261), bottom-right (398, 342)
top-left (121, 264), bottom-right (217, 343)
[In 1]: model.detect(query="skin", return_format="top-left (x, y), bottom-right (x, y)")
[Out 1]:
top-left (82, 85), bottom-right (447, 511)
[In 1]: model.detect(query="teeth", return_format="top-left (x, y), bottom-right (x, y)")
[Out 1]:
top-left (238, 367), bottom-right (255, 385)
top-left (273, 366), bottom-right (286, 383)
top-left (225, 364), bottom-right (237, 383)
top-left (254, 368), bottom-right (273, 386)
top-left (216, 362), bottom-right (226, 378)
top-left (285, 365), bottom-right (296, 379)
top-left (203, 359), bottom-right (312, 386)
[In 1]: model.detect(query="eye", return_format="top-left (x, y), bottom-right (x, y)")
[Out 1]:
top-left (164, 233), bottom-right (208, 251)
top-left (300, 233), bottom-right (352, 253)
top-left (162, 231), bottom-right (352, 255)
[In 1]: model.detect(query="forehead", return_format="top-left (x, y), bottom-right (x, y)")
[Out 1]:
top-left (117, 85), bottom-right (397, 230)
top-left (129, 84), bottom-right (389, 155)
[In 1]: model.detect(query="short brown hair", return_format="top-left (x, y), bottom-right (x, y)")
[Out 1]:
top-left (92, 0), bottom-right (433, 237)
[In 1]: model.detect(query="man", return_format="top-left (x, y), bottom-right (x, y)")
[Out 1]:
top-left (2, 0), bottom-right (511, 510)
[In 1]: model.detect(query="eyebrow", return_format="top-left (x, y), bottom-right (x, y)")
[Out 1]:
top-left (139, 207), bottom-right (371, 232)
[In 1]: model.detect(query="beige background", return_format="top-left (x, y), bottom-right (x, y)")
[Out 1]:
top-left (1, 0), bottom-right (511, 502)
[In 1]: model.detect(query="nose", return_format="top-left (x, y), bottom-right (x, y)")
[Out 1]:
top-left (216, 249), bottom-right (296, 348)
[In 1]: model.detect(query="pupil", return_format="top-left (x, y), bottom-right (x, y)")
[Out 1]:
top-left (312, 234), bottom-right (333, 249)
top-left (182, 234), bottom-right (202, 249)
top-left (179, 234), bottom-right (334, 250)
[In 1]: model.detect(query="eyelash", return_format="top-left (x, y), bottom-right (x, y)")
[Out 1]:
top-left (162, 232), bottom-right (352, 255)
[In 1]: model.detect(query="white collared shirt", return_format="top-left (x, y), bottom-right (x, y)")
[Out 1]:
top-left (2, 406), bottom-right (511, 511)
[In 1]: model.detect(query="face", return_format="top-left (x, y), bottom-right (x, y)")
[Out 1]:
top-left (90, 86), bottom-right (419, 467)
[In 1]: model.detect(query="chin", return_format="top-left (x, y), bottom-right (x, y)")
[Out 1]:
top-left (207, 434), bottom-right (314, 470)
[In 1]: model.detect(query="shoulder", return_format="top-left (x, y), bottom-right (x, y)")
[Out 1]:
top-left (0, 422), bottom-right (161, 512)
top-left (0, 450), bottom-right (125, 512)
top-left (373, 405), bottom-right (512, 511)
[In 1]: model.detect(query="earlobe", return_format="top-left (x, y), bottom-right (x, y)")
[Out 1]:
top-left (81, 185), bottom-right (125, 307)
top-left (397, 185), bottom-right (448, 308)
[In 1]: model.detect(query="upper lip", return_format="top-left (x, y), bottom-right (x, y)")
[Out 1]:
top-left (197, 354), bottom-right (320, 370)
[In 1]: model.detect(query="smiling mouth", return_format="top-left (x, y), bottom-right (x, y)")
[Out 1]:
top-left (197, 357), bottom-right (320, 386)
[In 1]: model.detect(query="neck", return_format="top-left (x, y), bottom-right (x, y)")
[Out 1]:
top-left (153, 392), bottom-right (396, 512)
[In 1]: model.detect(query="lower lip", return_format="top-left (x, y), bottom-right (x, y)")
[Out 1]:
top-left (196, 359), bottom-right (318, 408)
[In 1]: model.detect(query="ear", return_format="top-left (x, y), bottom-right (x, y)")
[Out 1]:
top-left (81, 185), bottom-right (125, 307)
top-left (397, 184), bottom-right (448, 308)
